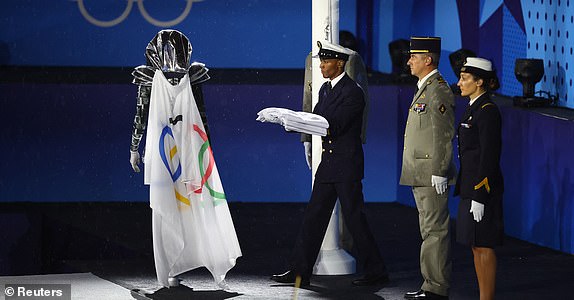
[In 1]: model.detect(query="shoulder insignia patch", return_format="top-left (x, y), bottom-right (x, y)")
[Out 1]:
top-left (437, 77), bottom-right (446, 84)
top-left (439, 104), bottom-right (446, 114)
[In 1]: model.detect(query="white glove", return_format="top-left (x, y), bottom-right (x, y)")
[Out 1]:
top-left (130, 150), bottom-right (141, 173)
top-left (303, 142), bottom-right (311, 170)
top-left (256, 107), bottom-right (289, 124)
top-left (470, 200), bottom-right (485, 222)
top-left (431, 175), bottom-right (448, 195)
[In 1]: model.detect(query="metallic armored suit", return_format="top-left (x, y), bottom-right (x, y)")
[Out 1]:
top-left (130, 30), bottom-right (210, 157)
top-left (127, 30), bottom-right (241, 290)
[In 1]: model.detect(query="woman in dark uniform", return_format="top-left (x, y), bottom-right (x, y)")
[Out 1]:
top-left (455, 57), bottom-right (504, 300)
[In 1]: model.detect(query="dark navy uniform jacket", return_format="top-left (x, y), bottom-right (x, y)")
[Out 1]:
top-left (313, 74), bottom-right (365, 183)
top-left (454, 93), bottom-right (504, 204)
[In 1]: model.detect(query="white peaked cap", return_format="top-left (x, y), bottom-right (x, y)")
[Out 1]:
top-left (315, 40), bottom-right (356, 60)
top-left (464, 57), bottom-right (493, 72)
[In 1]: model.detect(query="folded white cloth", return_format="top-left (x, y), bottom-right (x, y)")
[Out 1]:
top-left (282, 116), bottom-right (327, 135)
top-left (284, 123), bottom-right (327, 136)
top-left (256, 107), bottom-right (292, 124)
top-left (256, 107), bottom-right (329, 136)
top-left (281, 111), bottom-right (329, 128)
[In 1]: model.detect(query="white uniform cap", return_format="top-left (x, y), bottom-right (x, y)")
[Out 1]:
top-left (464, 57), bottom-right (493, 71)
top-left (461, 57), bottom-right (495, 79)
top-left (315, 40), bottom-right (356, 61)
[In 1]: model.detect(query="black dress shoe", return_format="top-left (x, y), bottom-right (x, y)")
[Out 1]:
top-left (270, 270), bottom-right (310, 286)
top-left (351, 273), bottom-right (390, 286)
top-left (405, 289), bottom-right (425, 298)
top-left (404, 289), bottom-right (448, 299)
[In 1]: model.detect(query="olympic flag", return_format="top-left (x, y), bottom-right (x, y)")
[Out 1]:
top-left (144, 70), bottom-right (241, 288)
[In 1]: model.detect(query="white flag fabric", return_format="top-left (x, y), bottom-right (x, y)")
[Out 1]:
top-left (256, 107), bottom-right (329, 136)
top-left (144, 70), bottom-right (241, 288)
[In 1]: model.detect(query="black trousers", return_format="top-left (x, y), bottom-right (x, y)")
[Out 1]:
top-left (290, 181), bottom-right (387, 277)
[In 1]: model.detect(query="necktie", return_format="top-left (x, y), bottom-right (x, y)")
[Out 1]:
top-left (464, 104), bottom-right (472, 119)
top-left (322, 82), bottom-right (332, 98)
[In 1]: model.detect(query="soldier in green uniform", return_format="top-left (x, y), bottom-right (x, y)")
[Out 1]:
top-left (401, 36), bottom-right (456, 300)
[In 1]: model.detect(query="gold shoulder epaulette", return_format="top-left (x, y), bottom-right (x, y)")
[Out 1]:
top-left (481, 103), bottom-right (494, 109)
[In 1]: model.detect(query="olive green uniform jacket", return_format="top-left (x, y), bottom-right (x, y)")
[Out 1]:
top-left (400, 71), bottom-right (457, 186)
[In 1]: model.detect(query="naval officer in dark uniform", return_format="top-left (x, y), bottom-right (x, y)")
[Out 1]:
top-left (401, 37), bottom-right (456, 300)
top-left (301, 33), bottom-right (369, 253)
top-left (271, 40), bottom-right (389, 287)
top-left (455, 57), bottom-right (504, 300)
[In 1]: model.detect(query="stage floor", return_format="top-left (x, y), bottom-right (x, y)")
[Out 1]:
top-left (2, 202), bottom-right (573, 299)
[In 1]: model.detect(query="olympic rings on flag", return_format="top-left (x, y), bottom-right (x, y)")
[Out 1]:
top-left (76, 0), bottom-right (202, 28)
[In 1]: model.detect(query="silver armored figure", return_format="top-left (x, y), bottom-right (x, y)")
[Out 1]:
top-left (129, 30), bottom-right (210, 172)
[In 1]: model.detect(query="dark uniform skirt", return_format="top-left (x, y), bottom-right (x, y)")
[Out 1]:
top-left (456, 194), bottom-right (504, 248)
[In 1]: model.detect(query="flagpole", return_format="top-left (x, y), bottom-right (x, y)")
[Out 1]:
top-left (311, 0), bottom-right (355, 276)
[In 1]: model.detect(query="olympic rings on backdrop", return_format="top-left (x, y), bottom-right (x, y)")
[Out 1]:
top-left (76, 0), bottom-right (203, 28)
top-left (137, 0), bottom-right (195, 27)
top-left (77, 0), bottom-right (133, 27)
